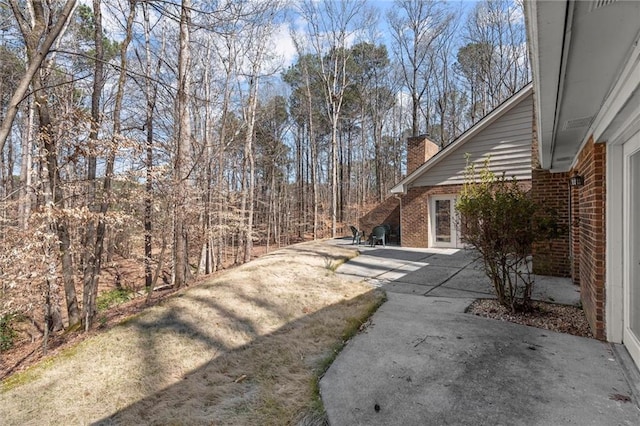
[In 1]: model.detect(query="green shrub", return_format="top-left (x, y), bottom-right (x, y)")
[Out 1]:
top-left (96, 288), bottom-right (133, 312)
top-left (0, 313), bottom-right (17, 352)
top-left (456, 159), bottom-right (560, 312)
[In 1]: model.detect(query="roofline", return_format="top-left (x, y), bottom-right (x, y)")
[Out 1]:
top-left (390, 83), bottom-right (533, 195)
top-left (524, 0), bottom-right (545, 169)
top-left (524, 0), bottom-right (569, 171)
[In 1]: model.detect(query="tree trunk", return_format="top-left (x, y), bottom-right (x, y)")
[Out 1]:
top-left (18, 99), bottom-right (34, 230)
top-left (0, 0), bottom-right (77, 153)
top-left (34, 68), bottom-right (80, 329)
top-left (142, 2), bottom-right (160, 288)
top-left (81, 0), bottom-right (104, 329)
top-left (9, 0), bottom-right (80, 330)
top-left (82, 0), bottom-right (135, 328)
top-left (242, 73), bottom-right (258, 264)
top-left (173, 0), bottom-right (192, 288)
top-left (199, 42), bottom-right (215, 275)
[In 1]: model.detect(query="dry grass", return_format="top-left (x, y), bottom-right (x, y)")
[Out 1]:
top-left (0, 241), bottom-right (384, 425)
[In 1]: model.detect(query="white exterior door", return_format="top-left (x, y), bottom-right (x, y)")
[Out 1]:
top-left (429, 195), bottom-right (459, 248)
top-left (623, 132), bottom-right (640, 367)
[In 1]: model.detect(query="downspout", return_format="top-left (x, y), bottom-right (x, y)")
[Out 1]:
top-left (549, 0), bottom-right (575, 170)
top-left (568, 181), bottom-right (573, 266)
top-left (550, 0), bottom-right (575, 169)
top-left (394, 192), bottom-right (404, 246)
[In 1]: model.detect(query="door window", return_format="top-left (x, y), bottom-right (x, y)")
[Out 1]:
top-left (435, 199), bottom-right (452, 243)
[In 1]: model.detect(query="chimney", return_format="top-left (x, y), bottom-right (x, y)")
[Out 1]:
top-left (406, 135), bottom-right (439, 175)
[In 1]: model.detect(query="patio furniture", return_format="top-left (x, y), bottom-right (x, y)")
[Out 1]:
top-left (382, 224), bottom-right (391, 241)
top-left (370, 225), bottom-right (387, 247)
top-left (350, 225), bottom-right (363, 245)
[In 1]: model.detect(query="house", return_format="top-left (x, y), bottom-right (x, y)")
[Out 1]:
top-left (525, 0), bottom-right (640, 370)
top-left (389, 83), bottom-right (534, 249)
top-left (357, 196), bottom-right (400, 243)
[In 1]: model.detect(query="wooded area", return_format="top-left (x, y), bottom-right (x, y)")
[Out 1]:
top-left (0, 0), bottom-right (529, 346)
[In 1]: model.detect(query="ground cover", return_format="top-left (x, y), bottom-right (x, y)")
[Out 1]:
top-left (468, 299), bottom-right (592, 338)
top-left (0, 241), bottom-right (384, 425)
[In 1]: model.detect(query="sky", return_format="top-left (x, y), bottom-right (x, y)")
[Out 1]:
top-left (271, 0), bottom-right (482, 69)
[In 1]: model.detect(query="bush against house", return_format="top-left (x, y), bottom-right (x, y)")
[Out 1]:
top-left (456, 159), bottom-right (562, 312)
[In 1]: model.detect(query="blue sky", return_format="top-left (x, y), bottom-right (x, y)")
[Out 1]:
top-left (272, 0), bottom-right (482, 68)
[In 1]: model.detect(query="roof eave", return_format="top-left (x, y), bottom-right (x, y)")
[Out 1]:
top-left (524, 0), bottom-right (568, 171)
top-left (389, 83), bottom-right (533, 194)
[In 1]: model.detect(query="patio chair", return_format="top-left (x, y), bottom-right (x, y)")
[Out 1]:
top-left (349, 225), bottom-right (363, 245)
top-left (382, 224), bottom-right (391, 240)
top-left (370, 225), bottom-right (386, 247)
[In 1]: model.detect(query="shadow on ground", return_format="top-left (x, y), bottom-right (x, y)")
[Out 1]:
top-left (90, 289), bottom-right (381, 425)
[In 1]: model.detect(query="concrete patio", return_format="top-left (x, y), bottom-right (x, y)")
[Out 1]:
top-left (320, 238), bottom-right (640, 425)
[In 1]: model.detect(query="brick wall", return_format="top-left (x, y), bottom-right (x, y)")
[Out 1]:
top-left (400, 184), bottom-right (464, 247)
top-left (401, 180), bottom-right (533, 248)
top-left (407, 135), bottom-right (439, 175)
top-left (530, 102), bottom-right (571, 277)
top-left (358, 196), bottom-right (400, 238)
top-left (571, 137), bottom-right (607, 340)
top-left (531, 168), bottom-right (571, 277)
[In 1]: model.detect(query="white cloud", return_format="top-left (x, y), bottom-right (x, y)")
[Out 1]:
top-left (269, 22), bottom-right (298, 68)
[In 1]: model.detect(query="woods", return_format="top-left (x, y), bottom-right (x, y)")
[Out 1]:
top-left (0, 0), bottom-right (529, 348)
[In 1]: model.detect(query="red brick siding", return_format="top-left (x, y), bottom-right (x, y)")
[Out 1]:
top-left (570, 184), bottom-right (581, 283)
top-left (407, 136), bottom-right (439, 175)
top-left (401, 187), bottom-right (431, 247)
top-left (358, 197), bottom-right (400, 237)
top-left (400, 184), bottom-right (464, 248)
top-left (401, 180), bottom-right (533, 248)
top-left (571, 137), bottom-right (606, 340)
top-left (530, 100), bottom-right (571, 277)
top-left (531, 169), bottom-right (571, 277)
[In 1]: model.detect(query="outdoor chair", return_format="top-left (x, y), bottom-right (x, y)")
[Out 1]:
top-left (350, 225), bottom-right (363, 245)
top-left (370, 225), bottom-right (386, 247)
top-left (382, 224), bottom-right (391, 240)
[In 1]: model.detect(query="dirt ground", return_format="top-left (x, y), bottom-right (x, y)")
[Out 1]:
top-left (0, 241), bottom-right (384, 425)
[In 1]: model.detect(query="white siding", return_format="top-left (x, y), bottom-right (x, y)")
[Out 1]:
top-left (412, 93), bottom-right (533, 187)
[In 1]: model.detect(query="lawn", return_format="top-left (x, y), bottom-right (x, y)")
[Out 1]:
top-left (0, 240), bottom-right (384, 425)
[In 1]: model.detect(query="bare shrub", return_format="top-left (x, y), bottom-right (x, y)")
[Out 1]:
top-left (456, 159), bottom-right (562, 312)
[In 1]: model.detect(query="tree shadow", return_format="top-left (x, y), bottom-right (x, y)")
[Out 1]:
top-left (91, 290), bottom-right (380, 425)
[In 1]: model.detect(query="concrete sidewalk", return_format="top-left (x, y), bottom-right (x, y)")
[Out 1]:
top-left (321, 239), bottom-right (640, 425)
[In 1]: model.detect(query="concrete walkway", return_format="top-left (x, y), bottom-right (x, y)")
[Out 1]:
top-left (321, 239), bottom-right (640, 425)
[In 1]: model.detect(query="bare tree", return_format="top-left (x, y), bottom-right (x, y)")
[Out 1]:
top-left (298, 0), bottom-right (367, 238)
top-left (0, 0), bottom-right (77, 153)
top-left (236, 2), bottom-right (283, 263)
top-left (17, 98), bottom-right (34, 230)
top-left (387, 0), bottom-right (453, 137)
top-left (458, 0), bottom-right (529, 121)
top-left (81, 0), bottom-right (137, 328)
top-left (430, 12), bottom-right (462, 147)
top-left (173, 0), bottom-right (192, 288)
top-left (9, 0), bottom-right (80, 330)
top-left (287, 35), bottom-right (320, 240)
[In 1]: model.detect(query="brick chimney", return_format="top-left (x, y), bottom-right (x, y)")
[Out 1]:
top-left (407, 135), bottom-right (439, 175)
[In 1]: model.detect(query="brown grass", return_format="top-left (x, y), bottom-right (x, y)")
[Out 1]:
top-left (0, 240), bottom-right (384, 425)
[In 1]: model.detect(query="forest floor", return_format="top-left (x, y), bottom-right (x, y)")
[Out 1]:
top-left (0, 240), bottom-right (384, 425)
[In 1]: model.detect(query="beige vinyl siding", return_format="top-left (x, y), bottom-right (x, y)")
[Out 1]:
top-left (412, 94), bottom-right (533, 187)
